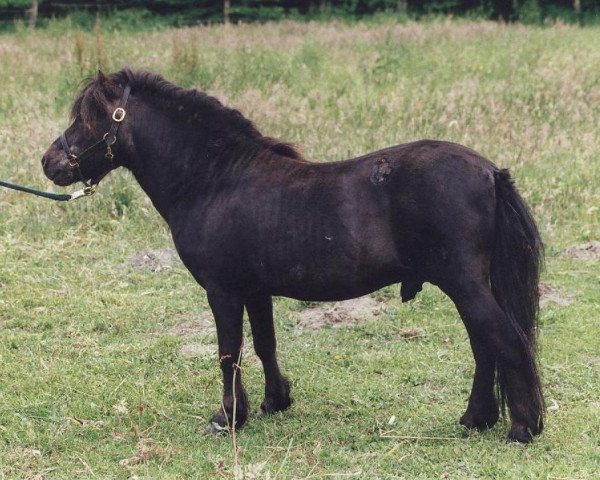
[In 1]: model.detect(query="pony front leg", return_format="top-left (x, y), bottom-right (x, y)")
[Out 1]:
top-left (246, 295), bottom-right (292, 415)
top-left (205, 290), bottom-right (249, 435)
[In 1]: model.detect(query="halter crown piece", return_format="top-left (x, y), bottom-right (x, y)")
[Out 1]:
top-left (59, 84), bottom-right (131, 199)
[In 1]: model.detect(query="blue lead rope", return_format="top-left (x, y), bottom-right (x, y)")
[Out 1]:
top-left (0, 179), bottom-right (93, 202)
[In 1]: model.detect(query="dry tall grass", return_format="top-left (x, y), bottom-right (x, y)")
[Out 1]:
top-left (1, 19), bottom-right (598, 247)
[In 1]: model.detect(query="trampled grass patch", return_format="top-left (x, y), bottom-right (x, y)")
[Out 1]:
top-left (1, 18), bottom-right (599, 479)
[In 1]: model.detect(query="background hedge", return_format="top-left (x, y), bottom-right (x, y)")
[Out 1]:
top-left (0, 1), bottom-right (599, 27)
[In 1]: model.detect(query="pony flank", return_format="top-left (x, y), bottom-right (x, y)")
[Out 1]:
top-left (42, 69), bottom-right (545, 443)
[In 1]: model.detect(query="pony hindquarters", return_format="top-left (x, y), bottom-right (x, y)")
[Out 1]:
top-left (439, 168), bottom-right (544, 443)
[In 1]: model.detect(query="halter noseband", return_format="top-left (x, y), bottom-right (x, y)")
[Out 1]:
top-left (60, 84), bottom-right (131, 194)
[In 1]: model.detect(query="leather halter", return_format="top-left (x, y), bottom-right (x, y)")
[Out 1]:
top-left (60, 84), bottom-right (131, 191)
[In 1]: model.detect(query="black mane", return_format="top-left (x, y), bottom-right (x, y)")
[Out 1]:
top-left (71, 67), bottom-right (303, 161)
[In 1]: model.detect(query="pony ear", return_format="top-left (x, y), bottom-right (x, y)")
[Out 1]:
top-left (75, 71), bottom-right (113, 130)
top-left (96, 70), bottom-right (108, 84)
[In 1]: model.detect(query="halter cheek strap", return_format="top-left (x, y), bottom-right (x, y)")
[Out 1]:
top-left (60, 84), bottom-right (131, 190)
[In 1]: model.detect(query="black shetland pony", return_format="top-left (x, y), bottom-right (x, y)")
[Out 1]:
top-left (42, 69), bottom-right (544, 443)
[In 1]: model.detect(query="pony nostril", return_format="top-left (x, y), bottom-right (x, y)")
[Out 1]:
top-left (41, 156), bottom-right (48, 167)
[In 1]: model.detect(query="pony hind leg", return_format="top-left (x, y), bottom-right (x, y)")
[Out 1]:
top-left (441, 277), bottom-right (542, 442)
top-left (246, 295), bottom-right (292, 415)
top-left (436, 272), bottom-right (500, 432)
top-left (459, 327), bottom-right (499, 431)
top-left (401, 270), bottom-right (498, 428)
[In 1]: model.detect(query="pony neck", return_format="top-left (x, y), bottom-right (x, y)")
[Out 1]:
top-left (122, 102), bottom-right (264, 220)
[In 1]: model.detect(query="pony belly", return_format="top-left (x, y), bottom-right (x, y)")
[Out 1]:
top-left (268, 266), bottom-right (405, 302)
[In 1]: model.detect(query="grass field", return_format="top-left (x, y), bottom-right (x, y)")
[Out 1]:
top-left (0, 18), bottom-right (599, 479)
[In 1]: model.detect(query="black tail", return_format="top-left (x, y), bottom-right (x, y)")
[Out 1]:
top-left (491, 169), bottom-right (545, 433)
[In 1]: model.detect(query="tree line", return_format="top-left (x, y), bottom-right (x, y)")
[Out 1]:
top-left (0, 1), bottom-right (597, 26)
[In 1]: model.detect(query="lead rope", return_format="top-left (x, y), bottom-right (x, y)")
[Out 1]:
top-left (0, 179), bottom-right (93, 202)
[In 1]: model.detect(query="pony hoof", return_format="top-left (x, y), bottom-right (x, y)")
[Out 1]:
top-left (260, 378), bottom-right (292, 415)
top-left (460, 410), bottom-right (499, 431)
top-left (255, 407), bottom-right (274, 419)
top-left (260, 395), bottom-right (292, 415)
top-left (204, 411), bottom-right (230, 436)
top-left (507, 426), bottom-right (533, 444)
top-left (204, 420), bottom-right (229, 437)
top-left (204, 410), bottom-right (246, 436)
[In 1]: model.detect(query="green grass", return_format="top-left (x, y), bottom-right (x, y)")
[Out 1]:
top-left (1, 18), bottom-right (599, 479)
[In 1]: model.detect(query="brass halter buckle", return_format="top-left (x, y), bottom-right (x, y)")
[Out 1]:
top-left (69, 184), bottom-right (97, 201)
top-left (67, 154), bottom-right (79, 167)
top-left (112, 107), bottom-right (126, 122)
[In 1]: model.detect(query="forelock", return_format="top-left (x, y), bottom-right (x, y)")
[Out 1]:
top-left (70, 74), bottom-right (121, 130)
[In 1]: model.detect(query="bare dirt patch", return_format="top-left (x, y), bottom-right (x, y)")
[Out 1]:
top-left (563, 241), bottom-right (600, 260)
top-left (397, 327), bottom-right (424, 340)
top-left (119, 437), bottom-right (172, 469)
top-left (539, 282), bottom-right (575, 307)
top-left (584, 356), bottom-right (600, 369)
top-left (167, 315), bottom-right (216, 358)
top-left (293, 296), bottom-right (383, 330)
top-left (168, 315), bottom-right (214, 337)
top-left (126, 248), bottom-right (182, 272)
